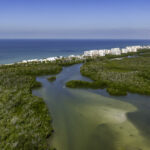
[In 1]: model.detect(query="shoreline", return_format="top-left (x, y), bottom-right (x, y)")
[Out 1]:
top-left (1, 45), bottom-right (150, 66)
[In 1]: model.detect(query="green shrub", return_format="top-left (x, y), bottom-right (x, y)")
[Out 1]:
top-left (66, 54), bottom-right (150, 96)
top-left (0, 62), bottom-right (62, 150)
top-left (48, 76), bottom-right (56, 82)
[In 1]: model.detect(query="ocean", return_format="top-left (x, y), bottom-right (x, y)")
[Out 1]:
top-left (0, 39), bottom-right (150, 64)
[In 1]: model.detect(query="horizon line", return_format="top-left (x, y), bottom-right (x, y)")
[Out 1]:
top-left (0, 38), bottom-right (150, 40)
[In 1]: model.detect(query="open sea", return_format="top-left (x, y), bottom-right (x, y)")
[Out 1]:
top-left (0, 39), bottom-right (150, 64)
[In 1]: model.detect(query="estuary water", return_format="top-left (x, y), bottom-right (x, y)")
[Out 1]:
top-left (33, 64), bottom-right (150, 150)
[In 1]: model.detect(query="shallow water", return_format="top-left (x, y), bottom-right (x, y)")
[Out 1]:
top-left (33, 64), bottom-right (150, 150)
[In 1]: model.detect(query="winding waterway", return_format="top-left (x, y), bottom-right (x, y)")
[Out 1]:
top-left (33, 64), bottom-right (150, 150)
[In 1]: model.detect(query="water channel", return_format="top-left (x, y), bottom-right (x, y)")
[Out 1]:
top-left (33, 64), bottom-right (150, 150)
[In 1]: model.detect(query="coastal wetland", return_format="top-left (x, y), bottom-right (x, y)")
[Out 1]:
top-left (33, 64), bottom-right (150, 150)
top-left (1, 49), bottom-right (150, 149)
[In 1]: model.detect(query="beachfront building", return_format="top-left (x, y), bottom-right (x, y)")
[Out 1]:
top-left (84, 49), bottom-right (113, 57)
top-left (122, 46), bottom-right (143, 54)
top-left (84, 50), bottom-right (92, 57)
top-left (76, 55), bottom-right (84, 59)
top-left (20, 45), bottom-right (149, 64)
top-left (45, 57), bottom-right (58, 61)
top-left (105, 49), bottom-right (111, 55)
top-left (110, 48), bottom-right (121, 55)
top-left (84, 50), bottom-right (98, 57)
top-left (98, 50), bottom-right (106, 56)
top-left (126, 46), bottom-right (137, 52)
top-left (141, 45), bottom-right (150, 49)
top-left (84, 50), bottom-right (106, 57)
top-left (92, 50), bottom-right (99, 56)
top-left (122, 48), bottom-right (128, 53)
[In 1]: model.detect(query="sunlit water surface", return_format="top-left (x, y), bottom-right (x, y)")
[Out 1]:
top-left (33, 64), bottom-right (150, 150)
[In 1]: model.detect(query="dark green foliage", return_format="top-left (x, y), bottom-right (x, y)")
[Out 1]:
top-left (48, 76), bottom-right (56, 82)
top-left (0, 62), bottom-right (62, 150)
top-left (137, 48), bottom-right (150, 54)
top-left (66, 80), bottom-right (107, 89)
top-left (105, 52), bottom-right (137, 59)
top-left (56, 58), bottom-right (84, 66)
top-left (66, 50), bottom-right (150, 96)
top-left (32, 81), bottom-right (42, 89)
top-left (66, 80), bottom-right (92, 88)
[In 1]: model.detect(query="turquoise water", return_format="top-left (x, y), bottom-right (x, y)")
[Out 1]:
top-left (33, 64), bottom-right (150, 150)
top-left (1, 39), bottom-right (150, 64)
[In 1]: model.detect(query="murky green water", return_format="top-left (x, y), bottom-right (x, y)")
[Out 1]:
top-left (33, 64), bottom-right (150, 150)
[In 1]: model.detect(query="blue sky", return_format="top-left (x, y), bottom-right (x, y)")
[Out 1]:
top-left (0, 0), bottom-right (150, 39)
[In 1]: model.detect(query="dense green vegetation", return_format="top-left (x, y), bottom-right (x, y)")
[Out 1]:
top-left (66, 49), bottom-right (150, 96)
top-left (0, 56), bottom-right (85, 150)
top-left (55, 57), bottom-right (85, 66)
top-left (48, 76), bottom-right (56, 82)
top-left (66, 80), bottom-right (106, 89)
top-left (0, 62), bottom-right (62, 150)
top-left (1, 48), bottom-right (150, 149)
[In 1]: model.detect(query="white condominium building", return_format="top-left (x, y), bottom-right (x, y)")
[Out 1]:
top-left (110, 48), bottom-right (121, 55)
